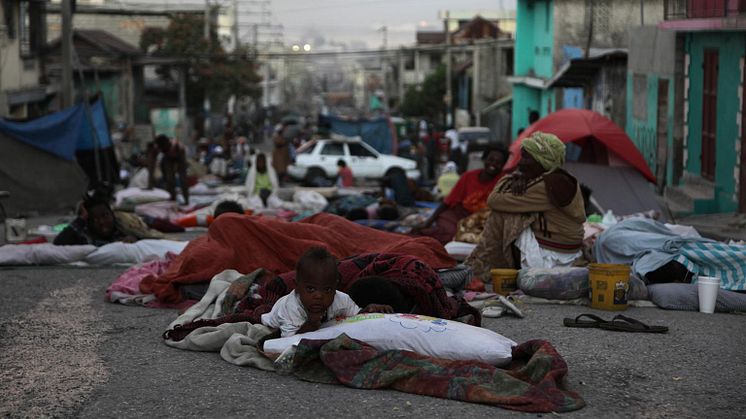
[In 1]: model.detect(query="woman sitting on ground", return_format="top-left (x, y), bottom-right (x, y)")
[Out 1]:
top-left (413, 144), bottom-right (507, 244)
top-left (54, 194), bottom-right (136, 246)
top-left (465, 132), bottom-right (586, 281)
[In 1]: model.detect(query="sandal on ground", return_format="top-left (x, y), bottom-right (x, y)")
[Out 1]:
top-left (563, 313), bottom-right (609, 328)
top-left (598, 315), bottom-right (669, 333)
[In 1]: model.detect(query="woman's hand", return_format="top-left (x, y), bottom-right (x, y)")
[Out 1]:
top-left (510, 175), bottom-right (528, 196)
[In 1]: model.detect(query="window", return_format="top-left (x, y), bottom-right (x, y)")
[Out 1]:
top-left (320, 142), bottom-right (345, 156)
top-left (18, 0), bottom-right (45, 57)
top-left (348, 142), bottom-right (377, 158)
top-left (633, 73), bottom-right (648, 120)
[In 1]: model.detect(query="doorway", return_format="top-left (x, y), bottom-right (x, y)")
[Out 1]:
top-left (701, 49), bottom-right (719, 181)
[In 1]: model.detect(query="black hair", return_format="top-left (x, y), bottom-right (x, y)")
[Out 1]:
top-left (481, 143), bottom-right (508, 161)
top-left (345, 208), bottom-right (369, 221)
top-left (346, 276), bottom-right (414, 313)
top-left (337, 159), bottom-right (347, 168)
top-left (214, 200), bottom-right (244, 218)
top-left (256, 152), bottom-right (266, 162)
top-left (82, 187), bottom-right (113, 213)
top-left (296, 246), bottom-right (339, 284)
top-left (376, 205), bottom-right (399, 221)
top-left (155, 134), bottom-right (170, 146)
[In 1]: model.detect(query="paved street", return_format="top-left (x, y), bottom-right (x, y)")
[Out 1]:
top-left (1, 265), bottom-right (743, 418)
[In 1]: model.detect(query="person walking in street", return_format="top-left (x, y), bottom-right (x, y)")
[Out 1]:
top-left (147, 134), bottom-right (189, 205)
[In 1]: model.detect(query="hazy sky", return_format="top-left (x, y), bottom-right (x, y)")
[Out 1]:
top-left (270, 0), bottom-right (516, 49)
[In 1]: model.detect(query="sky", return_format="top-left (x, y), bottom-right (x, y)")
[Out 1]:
top-left (269, 0), bottom-right (516, 49)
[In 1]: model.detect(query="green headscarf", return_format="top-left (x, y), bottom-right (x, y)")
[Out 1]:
top-left (521, 132), bottom-right (566, 172)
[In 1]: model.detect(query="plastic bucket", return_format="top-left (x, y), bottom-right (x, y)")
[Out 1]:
top-left (588, 263), bottom-right (631, 311)
top-left (490, 268), bottom-right (518, 295)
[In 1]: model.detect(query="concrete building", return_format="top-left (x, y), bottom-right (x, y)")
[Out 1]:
top-left (636, 0), bottom-right (746, 215)
top-left (510, 0), bottom-right (665, 137)
top-left (46, 0), bottom-right (204, 48)
top-left (45, 29), bottom-right (143, 126)
top-left (0, 0), bottom-right (50, 118)
top-left (392, 14), bottom-right (514, 135)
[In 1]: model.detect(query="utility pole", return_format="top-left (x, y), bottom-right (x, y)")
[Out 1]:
top-left (61, 0), bottom-right (74, 108)
top-left (204, 0), bottom-right (210, 41)
top-left (640, 0), bottom-right (645, 25)
top-left (472, 44), bottom-right (480, 126)
top-left (232, 0), bottom-right (239, 51)
top-left (445, 10), bottom-right (452, 127)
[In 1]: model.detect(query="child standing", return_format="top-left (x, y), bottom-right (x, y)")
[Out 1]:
top-left (261, 247), bottom-right (392, 337)
top-left (336, 159), bottom-right (354, 188)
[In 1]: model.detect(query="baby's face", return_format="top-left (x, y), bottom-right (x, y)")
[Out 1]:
top-left (296, 267), bottom-right (337, 315)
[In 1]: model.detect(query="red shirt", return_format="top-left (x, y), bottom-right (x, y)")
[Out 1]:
top-left (444, 169), bottom-right (502, 213)
top-left (337, 166), bottom-right (354, 187)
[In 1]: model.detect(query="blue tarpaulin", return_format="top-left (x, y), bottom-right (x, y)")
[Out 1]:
top-left (0, 100), bottom-right (112, 161)
top-left (322, 115), bottom-right (395, 154)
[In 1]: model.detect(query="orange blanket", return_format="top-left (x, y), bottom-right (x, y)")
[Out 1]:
top-left (140, 213), bottom-right (455, 303)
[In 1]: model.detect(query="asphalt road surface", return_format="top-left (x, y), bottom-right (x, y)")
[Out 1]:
top-left (1, 266), bottom-right (744, 418)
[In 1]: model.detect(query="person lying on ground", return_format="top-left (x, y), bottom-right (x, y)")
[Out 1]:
top-left (54, 193), bottom-right (136, 246)
top-left (147, 134), bottom-right (189, 205)
top-left (260, 246), bottom-right (393, 337)
top-left (214, 200), bottom-right (244, 218)
top-left (412, 144), bottom-right (507, 244)
top-left (465, 132), bottom-right (586, 281)
top-left (346, 276), bottom-right (415, 313)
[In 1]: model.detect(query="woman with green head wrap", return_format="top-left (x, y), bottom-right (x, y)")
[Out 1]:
top-left (465, 131), bottom-right (586, 282)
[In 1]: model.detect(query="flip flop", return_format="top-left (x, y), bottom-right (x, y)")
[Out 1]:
top-left (563, 313), bottom-right (609, 328)
top-left (497, 295), bottom-right (524, 318)
top-left (598, 315), bottom-right (669, 334)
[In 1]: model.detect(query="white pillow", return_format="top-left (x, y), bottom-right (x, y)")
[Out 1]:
top-left (263, 313), bottom-right (516, 366)
top-left (85, 239), bottom-right (188, 265)
top-left (0, 244), bottom-right (96, 265)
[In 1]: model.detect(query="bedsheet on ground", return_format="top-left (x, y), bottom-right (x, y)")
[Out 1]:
top-left (141, 213), bottom-right (454, 304)
top-left (163, 324), bottom-right (582, 412)
top-left (106, 252), bottom-right (180, 307)
top-left (288, 334), bottom-right (584, 413)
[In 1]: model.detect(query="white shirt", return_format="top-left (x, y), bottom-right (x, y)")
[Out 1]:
top-left (260, 290), bottom-right (361, 337)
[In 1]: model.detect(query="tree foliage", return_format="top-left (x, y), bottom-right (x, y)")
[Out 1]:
top-left (400, 64), bottom-right (446, 123)
top-left (140, 13), bottom-right (262, 109)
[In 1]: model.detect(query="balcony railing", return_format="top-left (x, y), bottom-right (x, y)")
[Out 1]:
top-left (665, 0), bottom-right (746, 20)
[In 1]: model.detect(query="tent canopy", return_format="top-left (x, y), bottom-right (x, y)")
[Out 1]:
top-left (0, 99), bottom-right (112, 161)
top-left (504, 109), bottom-right (655, 183)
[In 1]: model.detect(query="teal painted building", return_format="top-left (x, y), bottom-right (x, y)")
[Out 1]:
top-left (646, 2), bottom-right (746, 214)
top-left (625, 26), bottom-right (679, 191)
top-left (511, 0), bottom-right (555, 137)
top-left (511, 0), bottom-right (659, 139)
top-left (684, 32), bottom-right (746, 212)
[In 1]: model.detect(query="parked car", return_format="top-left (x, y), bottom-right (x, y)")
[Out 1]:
top-left (453, 127), bottom-right (503, 172)
top-left (457, 127), bottom-right (499, 153)
top-left (288, 138), bottom-right (420, 184)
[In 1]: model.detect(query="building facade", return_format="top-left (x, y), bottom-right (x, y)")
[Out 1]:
top-left (511, 0), bottom-right (665, 137)
top-left (1, 0), bottom-right (50, 118)
top-left (651, 0), bottom-right (746, 214)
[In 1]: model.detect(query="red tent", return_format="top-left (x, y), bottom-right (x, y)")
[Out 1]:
top-left (505, 109), bottom-right (656, 183)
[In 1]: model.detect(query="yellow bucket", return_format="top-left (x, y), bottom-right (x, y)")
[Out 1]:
top-left (588, 263), bottom-right (631, 311)
top-left (490, 268), bottom-right (518, 295)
